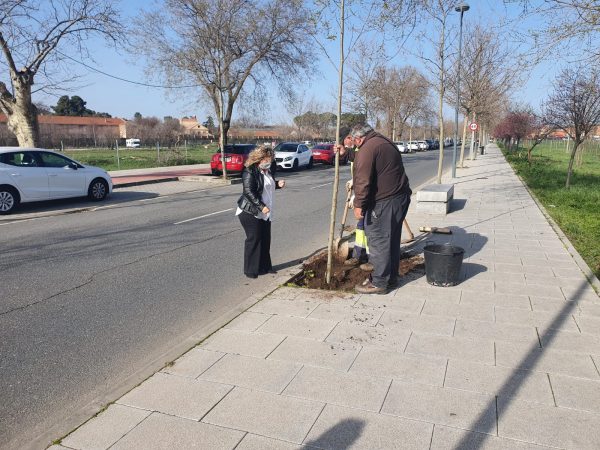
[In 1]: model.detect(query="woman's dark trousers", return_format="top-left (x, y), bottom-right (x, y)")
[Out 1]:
top-left (238, 212), bottom-right (272, 277)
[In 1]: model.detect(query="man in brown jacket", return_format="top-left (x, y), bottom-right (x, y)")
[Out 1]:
top-left (351, 123), bottom-right (412, 294)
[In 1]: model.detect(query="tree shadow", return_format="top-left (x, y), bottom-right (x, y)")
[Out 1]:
top-left (453, 278), bottom-right (593, 450)
top-left (304, 418), bottom-right (365, 449)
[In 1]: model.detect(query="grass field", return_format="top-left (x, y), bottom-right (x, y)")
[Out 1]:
top-left (59, 143), bottom-right (220, 171)
top-left (501, 140), bottom-right (600, 279)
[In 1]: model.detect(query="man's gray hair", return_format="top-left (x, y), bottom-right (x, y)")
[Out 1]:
top-left (350, 123), bottom-right (374, 138)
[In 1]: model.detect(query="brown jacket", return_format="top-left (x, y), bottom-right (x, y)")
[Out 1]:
top-left (353, 131), bottom-right (411, 210)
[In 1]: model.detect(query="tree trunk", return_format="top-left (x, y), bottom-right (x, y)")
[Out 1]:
top-left (1, 78), bottom-right (40, 147)
top-left (326, 0), bottom-right (345, 285)
top-left (459, 114), bottom-right (469, 167)
top-left (565, 139), bottom-right (580, 189)
top-left (527, 141), bottom-right (541, 166)
top-left (436, 23), bottom-right (446, 184)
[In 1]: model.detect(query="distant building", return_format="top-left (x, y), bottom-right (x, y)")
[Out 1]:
top-left (0, 114), bottom-right (127, 146)
top-left (179, 116), bottom-right (212, 138)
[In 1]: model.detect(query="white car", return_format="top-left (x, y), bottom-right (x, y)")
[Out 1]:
top-left (0, 147), bottom-right (112, 214)
top-left (395, 141), bottom-right (408, 153)
top-left (406, 141), bottom-right (420, 152)
top-left (417, 140), bottom-right (429, 151)
top-left (274, 142), bottom-right (313, 170)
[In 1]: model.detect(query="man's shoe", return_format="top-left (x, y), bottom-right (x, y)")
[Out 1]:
top-left (359, 262), bottom-right (374, 272)
top-left (355, 281), bottom-right (387, 294)
top-left (344, 257), bottom-right (360, 267)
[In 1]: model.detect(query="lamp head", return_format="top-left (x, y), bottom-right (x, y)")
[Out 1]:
top-left (455, 3), bottom-right (470, 12)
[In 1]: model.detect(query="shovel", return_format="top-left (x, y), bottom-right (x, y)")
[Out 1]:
top-left (419, 226), bottom-right (452, 234)
top-left (333, 186), bottom-right (355, 260)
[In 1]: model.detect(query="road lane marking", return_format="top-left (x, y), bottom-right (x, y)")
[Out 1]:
top-left (174, 208), bottom-right (234, 225)
top-left (310, 182), bottom-right (333, 189)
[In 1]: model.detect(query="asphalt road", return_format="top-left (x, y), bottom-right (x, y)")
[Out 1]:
top-left (0, 146), bottom-right (455, 450)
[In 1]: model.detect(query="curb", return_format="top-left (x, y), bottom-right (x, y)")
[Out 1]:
top-left (113, 175), bottom-right (242, 189)
top-left (113, 177), bottom-right (179, 189)
top-left (499, 148), bottom-right (600, 295)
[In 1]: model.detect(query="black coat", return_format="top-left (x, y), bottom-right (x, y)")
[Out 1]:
top-left (237, 161), bottom-right (280, 216)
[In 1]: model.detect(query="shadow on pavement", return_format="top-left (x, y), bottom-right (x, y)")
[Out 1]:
top-left (455, 278), bottom-right (592, 450)
top-left (304, 418), bottom-right (365, 449)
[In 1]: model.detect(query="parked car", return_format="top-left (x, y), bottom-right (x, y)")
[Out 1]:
top-left (417, 140), bottom-right (429, 151)
top-left (425, 139), bottom-right (438, 150)
top-left (274, 142), bottom-right (313, 170)
top-left (310, 144), bottom-right (348, 165)
top-left (210, 144), bottom-right (257, 176)
top-left (395, 141), bottom-right (408, 153)
top-left (0, 147), bottom-right (112, 215)
top-left (406, 141), bottom-right (420, 152)
top-left (125, 138), bottom-right (141, 148)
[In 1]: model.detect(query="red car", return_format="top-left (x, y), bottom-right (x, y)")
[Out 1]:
top-left (310, 144), bottom-right (348, 165)
top-left (210, 144), bottom-right (257, 175)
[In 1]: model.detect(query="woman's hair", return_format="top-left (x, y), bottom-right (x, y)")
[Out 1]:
top-left (245, 145), bottom-right (274, 168)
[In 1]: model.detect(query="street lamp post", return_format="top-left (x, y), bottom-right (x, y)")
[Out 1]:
top-left (452, 2), bottom-right (469, 179)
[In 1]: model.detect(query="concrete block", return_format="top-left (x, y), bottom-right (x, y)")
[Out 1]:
top-left (198, 354), bottom-right (301, 393)
top-left (161, 348), bottom-right (224, 378)
top-left (283, 365), bottom-right (390, 412)
top-left (200, 329), bottom-right (285, 358)
top-left (236, 434), bottom-right (310, 450)
top-left (325, 322), bottom-right (411, 352)
top-left (445, 359), bottom-right (554, 405)
top-left (117, 373), bottom-right (232, 420)
top-left (422, 298), bottom-right (495, 322)
top-left (202, 387), bottom-right (323, 444)
top-left (224, 311), bottom-right (272, 332)
top-left (540, 330), bottom-right (600, 354)
top-left (304, 404), bottom-right (433, 449)
top-left (454, 319), bottom-right (539, 344)
top-left (62, 404), bottom-right (150, 450)
top-left (378, 310), bottom-right (456, 336)
top-left (256, 315), bottom-right (338, 340)
top-left (431, 425), bottom-right (551, 450)
top-left (111, 412), bottom-right (244, 450)
top-left (495, 307), bottom-right (579, 332)
top-left (417, 184), bottom-right (454, 202)
top-left (267, 336), bottom-right (360, 371)
top-left (574, 315), bottom-right (600, 336)
top-left (349, 346), bottom-right (447, 386)
top-left (416, 201), bottom-right (450, 215)
top-left (381, 380), bottom-right (496, 433)
top-left (405, 333), bottom-right (495, 364)
top-left (460, 292), bottom-right (531, 309)
top-left (498, 398), bottom-right (600, 449)
top-left (249, 297), bottom-right (320, 318)
top-left (550, 374), bottom-right (600, 413)
top-left (495, 341), bottom-right (600, 379)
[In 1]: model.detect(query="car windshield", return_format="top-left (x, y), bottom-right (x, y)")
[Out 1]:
top-left (221, 145), bottom-right (255, 155)
top-left (312, 145), bottom-right (331, 150)
top-left (274, 143), bottom-right (298, 153)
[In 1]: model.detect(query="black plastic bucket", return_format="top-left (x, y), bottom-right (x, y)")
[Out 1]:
top-left (423, 244), bottom-right (465, 286)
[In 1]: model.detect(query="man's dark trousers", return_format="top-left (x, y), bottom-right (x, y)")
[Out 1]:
top-left (364, 193), bottom-right (411, 288)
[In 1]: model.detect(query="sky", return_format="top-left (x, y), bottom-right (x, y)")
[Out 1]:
top-left (30, 0), bottom-right (567, 125)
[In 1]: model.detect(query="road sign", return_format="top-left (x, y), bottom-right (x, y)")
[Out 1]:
top-left (469, 122), bottom-right (479, 131)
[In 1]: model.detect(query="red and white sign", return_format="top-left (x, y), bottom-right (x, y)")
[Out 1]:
top-left (469, 122), bottom-right (479, 131)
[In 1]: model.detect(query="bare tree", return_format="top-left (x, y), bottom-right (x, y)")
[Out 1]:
top-left (135, 0), bottom-right (314, 179)
top-left (418, 0), bottom-right (457, 183)
top-left (543, 66), bottom-right (600, 188)
top-left (0, 0), bottom-right (122, 147)
top-left (517, 1), bottom-right (600, 63)
top-left (445, 24), bottom-right (519, 167)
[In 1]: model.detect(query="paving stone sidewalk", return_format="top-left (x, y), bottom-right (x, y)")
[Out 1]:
top-left (51, 144), bottom-right (600, 450)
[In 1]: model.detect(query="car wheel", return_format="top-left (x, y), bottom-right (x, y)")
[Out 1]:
top-left (0, 186), bottom-right (19, 215)
top-left (88, 178), bottom-right (109, 201)
top-left (292, 159), bottom-right (299, 171)
top-left (211, 169), bottom-right (221, 176)
top-left (307, 158), bottom-right (313, 169)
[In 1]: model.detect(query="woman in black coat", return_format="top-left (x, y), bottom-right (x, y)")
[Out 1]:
top-left (236, 146), bottom-right (285, 278)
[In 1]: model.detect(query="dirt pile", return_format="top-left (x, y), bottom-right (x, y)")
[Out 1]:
top-left (289, 251), bottom-right (425, 292)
